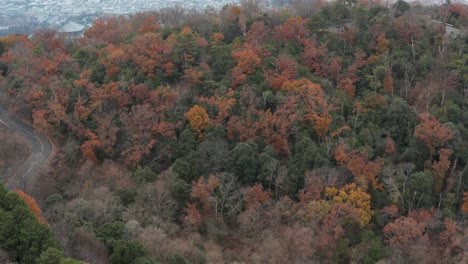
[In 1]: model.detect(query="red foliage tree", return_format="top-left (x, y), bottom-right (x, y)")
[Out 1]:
top-left (198, 89), bottom-right (237, 126)
top-left (190, 175), bottom-right (220, 213)
top-left (256, 96), bottom-right (300, 154)
top-left (432, 148), bottom-right (453, 195)
top-left (385, 137), bottom-right (397, 154)
top-left (81, 129), bottom-right (102, 162)
top-left (120, 103), bottom-right (177, 166)
top-left (243, 183), bottom-right (270, 210)
top-left (383, 210), bottom-right (432, 246)
top-left (394, 15), bottom-right (424, 45)
top-left (415, 113), bottom-right (454, 157)
top-left (334, 143), bottom-right (383, 189)
top-left (84, 16), bottom-right (132, 44)
top-left (129, 33), bottom-right (174, 79)
top-left (383, 69), bottom-right (394, 95)
top-left (301, 39), bottom-right (328, 77)
top-left (246, 21), bottom-right (270, 46)
top-left (264, 55), bottom-right (298, 90)
top-left (273, 16), bottom-right (309, 44)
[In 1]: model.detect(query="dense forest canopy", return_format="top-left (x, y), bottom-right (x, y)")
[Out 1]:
top-left (0, 0), bottom-right (468, 263)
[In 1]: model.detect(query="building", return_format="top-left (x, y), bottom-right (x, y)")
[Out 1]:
top-left (57, 21), bottom-right (86, 39)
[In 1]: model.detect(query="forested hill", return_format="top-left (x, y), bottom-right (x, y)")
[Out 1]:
top-left (0, 1), bottom-right (467, 263)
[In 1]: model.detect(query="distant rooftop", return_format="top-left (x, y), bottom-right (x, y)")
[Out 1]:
top-left (58, 21), bottom-right (85, 33)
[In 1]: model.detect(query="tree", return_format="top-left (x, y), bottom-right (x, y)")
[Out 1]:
top-left (382, 164), bottom-right (434, 212)
top-left (383, 209), bottom-right (432, 247)
top-left (301, 39), bottom-right (328, 77)
top-left (120, 103), bottom-right (177, 166)
top-left (264, 55), bottom-right (298, 90)
top-left (245, 21), bottom-right (270, 46)
top-left (230, 42), bottom-right (269, 87)
top-left (84, 16), bottom-right (132, 44)
top-left (198, 89), bottom-right (237, 126)
top-left (194, 138), bottom-right (229, 175)
top-left (133, 165), bottom-right (157, 185)
top-left (393, 0), bottom-right (410, 17)
top-left (243, 183), bottom-right (270, 210)
top-left (190, 175), bottom-right (220, 213)
top-left (0, 41), bottom-right (5, 56)
top-left (462, 192), bottom-right (468, 213)
top-left (186, 173), bottom-right (242, 223)
top-left (415, 113), bottom-right (454, 157)
top-left (0, 184), bottom-right (58, 263)
top-left (273, 16), bottom-right (309, 45)
top-left (37, 247), bottom-right (81, 264)
top-left (131, 13), bottom-right (160, 34)
top-left (432, 148), bottom-right (453, 195)
top-left (325, 183), bottom-right (374, 227)
top-left (282, 78), bottom-right (331, 139)
top-left (335, 144), bottom-right (383, 189)
top-left (110, 240), bottom-right (147, 264)
top-left (12, 189), bottom-right (46, 224)
top-left (383, 69), bottom-right (394, 95)
top-left (129, 33), bottom-right (174, 79)
top-left (228, 141), bottom-right (260, 184)
top-left (184, 105), bottom-right (210, 138)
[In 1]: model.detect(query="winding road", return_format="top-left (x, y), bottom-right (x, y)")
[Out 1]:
top-left (0, 104), bottom-right (53, 190)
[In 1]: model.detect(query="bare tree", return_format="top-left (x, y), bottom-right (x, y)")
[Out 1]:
top-left (210, 173), bottom-right (243, 220)
top-left (71, 228), bottom-right (109, 264)
top-left (382, 163), bottom-right (422, 212)
top-left (289, 0), bottom-right (324, 18)
top-left (157, 5), bottom-right (186, 28)
top-left (241, 0), bottom-right (269, 19)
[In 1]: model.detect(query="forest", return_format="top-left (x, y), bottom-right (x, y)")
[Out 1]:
top-left (0, 0), bottom-right (467, 263)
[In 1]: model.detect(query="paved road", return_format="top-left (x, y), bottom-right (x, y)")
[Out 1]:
top-left (0, 104), bottom-right (53, 190)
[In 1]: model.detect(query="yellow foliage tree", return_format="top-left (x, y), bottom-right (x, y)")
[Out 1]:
top-left (184, 104), bottom-right (210, 138)
top-left (325, 183), bottom-right (373, 228)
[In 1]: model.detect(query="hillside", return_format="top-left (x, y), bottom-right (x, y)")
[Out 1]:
top-left (0, 1), bottom-right (468, 263)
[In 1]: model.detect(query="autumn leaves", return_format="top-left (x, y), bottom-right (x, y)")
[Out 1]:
top-left (185, 77), bottom-right (332, 155)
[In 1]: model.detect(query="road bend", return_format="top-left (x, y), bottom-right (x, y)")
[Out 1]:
top-left (0, 104), bottom-right (53, 190)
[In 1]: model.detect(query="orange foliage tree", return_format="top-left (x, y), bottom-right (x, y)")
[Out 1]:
top-left (282, 78), bottom-right (331, 139)
top-left (230, 42), bottom-right (270, 87)
top-left (13, 189), bottom-right (46, 224)
top-left (462, 192), bottom-right (468, 213)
